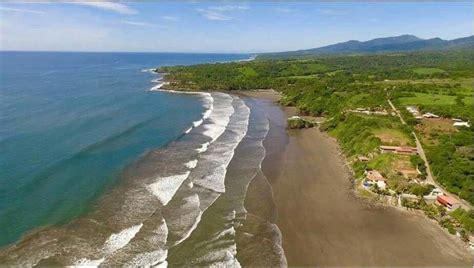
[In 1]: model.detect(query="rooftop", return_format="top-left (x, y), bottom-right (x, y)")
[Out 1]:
top-left (366, 170), bottom-right (385, 181)
top-left (437, 195), bottom-right (458, 205)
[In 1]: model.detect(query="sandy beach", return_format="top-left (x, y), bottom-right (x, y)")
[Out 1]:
top-left (241, 90), bottom-right (473, 266)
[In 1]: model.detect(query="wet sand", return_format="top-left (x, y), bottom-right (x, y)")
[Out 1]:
top-left (241, 90), bottom-right (473, 266)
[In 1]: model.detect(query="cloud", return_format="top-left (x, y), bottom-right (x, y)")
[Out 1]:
top-left (197, 5), bottom-right (249, 21)
top-left (121, 20), bottom-right (154, 27)
top-left (197, 8), bottom-right (232, 21)
top-left (70, 1), bottom-right (137, 15)
top-left (209, 5), bottom-right (249, 12)
top-left (318, 9), bottom-right (348, 16)
top-left (0, 6), bottom-right (45, 15)
top-left (161, 16), bottom-right (179, 22)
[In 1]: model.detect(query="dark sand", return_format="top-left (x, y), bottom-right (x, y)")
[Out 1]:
top-left (241, 90), bottom-right (473, 266)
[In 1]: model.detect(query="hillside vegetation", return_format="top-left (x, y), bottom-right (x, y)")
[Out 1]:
top-left (158, 49), bottom-right (474, 206)
top-left (259, 34), bottom-right (474, 58)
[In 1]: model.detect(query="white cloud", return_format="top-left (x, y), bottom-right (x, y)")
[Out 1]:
top-left (197, 8), bottom-right (232, 21)
top-left (70, 1), bottom-right (137, 15)
top-left (209, 5), bottom-right (249, 12)
top-left (121, 20), bottom-right (154, 27)
top-left (197, 5), bottom-right (249, 21)
top-left (161, 16), bottom-right (179, 22)
top-left (0, 6), bottom-right (46, 15)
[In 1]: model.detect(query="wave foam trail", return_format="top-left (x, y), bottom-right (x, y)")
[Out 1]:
top-left (185, 160), bottom-right (198, 169)
top-left (165, 194), bottom-right (203, 246)
top-left (192, 96), bottom-right (250, 193)
top-left (192, 119), bottom-right (203, 128)
top-left (126, 249), bottom-right (168, 266)
top-left (147, 172), bottom-right (191, 206)
top-left (149, 82), bottom-right (169, 91)
top-left (192, 209), bottom-right (241, 267)
top-left (201, 94), bottom-right (234, 143)
top-left (73, 257), bottom-right (105, 267)
top-left (196, 142), bottom-right (210, 153)
top-left (141, 68), bottom-right (158, 74)
top-left (104, 223), bottom-right (143, 254)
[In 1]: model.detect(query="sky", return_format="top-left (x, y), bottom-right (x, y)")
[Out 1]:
top-left (0, 1), bottom-right (473, 53)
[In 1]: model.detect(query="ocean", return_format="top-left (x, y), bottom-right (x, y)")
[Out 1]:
top-left (0, 52), bottom-right (285, 266)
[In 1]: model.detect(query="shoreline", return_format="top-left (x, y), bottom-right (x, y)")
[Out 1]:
top-left (240, 89), bottom-right (473, 266)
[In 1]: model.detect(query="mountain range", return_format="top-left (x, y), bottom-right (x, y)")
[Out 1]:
top-left (261, 34), bottom-right (474, 58)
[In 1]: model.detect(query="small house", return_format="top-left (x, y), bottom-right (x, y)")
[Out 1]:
top-left (364, 170), bottom-right (386, 190)
top-left (406, 106), bottom-right (420, 116)
top-left (380, 145), bottom-right (418, 155)
top-left (429, 188), bottom-right (443, 196)
top-left (357, 156), bottom-right (369, 162)
top-left (436, 195), bottom-right (460, 210)
top-left (453, 121), bottom-right (471, 128)
top-left (422, 112), bottom-right (439, 119)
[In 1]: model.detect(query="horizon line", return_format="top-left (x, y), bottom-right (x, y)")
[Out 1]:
top-left (0, 50), bottom-right (258, 55)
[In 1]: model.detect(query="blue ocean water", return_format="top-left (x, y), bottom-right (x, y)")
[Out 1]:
top-left (0, 51), bottom-right (249, 247)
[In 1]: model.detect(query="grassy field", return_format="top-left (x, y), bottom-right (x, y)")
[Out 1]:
top-left (463, 96), bottom-right (474, 105)
top-left (398, 93), bottom-right (457, 106)
top-left (373, 128), bottom-right (414, 146)
top-left (287, 74), bottom-right (319, 79)
top-left (378, 77), bottom-right (473, 95)
top-left (412, 67), bottom-right (446, 75)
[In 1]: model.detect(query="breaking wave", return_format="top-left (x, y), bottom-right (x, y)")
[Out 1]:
top-left (0, 89), bottom-right (284, 266)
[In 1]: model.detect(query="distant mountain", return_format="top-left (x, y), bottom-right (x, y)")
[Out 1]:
top-left (261, 35), bottom-right (474, 58)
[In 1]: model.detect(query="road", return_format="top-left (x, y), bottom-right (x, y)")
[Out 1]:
top-left (387, 99), bottom-right (472, 210)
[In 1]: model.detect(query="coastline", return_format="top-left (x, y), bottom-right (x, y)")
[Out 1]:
top-left (239, 89), bottom-right (473, 266)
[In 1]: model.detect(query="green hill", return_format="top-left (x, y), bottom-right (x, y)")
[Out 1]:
top-left (260, 35), bottom-right (474, 59)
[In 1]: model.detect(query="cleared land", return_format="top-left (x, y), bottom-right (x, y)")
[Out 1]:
top-left (412, 67), bottom-right (446, 75)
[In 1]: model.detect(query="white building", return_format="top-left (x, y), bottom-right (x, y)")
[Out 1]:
top-left (363, 170), bottom-right (386, 190)
top-left (422, 112), bottom-right (439, 118)
top-left (453, 121), bottom-right (471, 128)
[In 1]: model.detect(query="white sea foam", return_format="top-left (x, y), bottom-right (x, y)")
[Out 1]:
top-left (156, 261), bottom-right (168, 268)
top-left (149, 82), bottom-right (170, 91)
top-left (73, 258), bottom-right (105, 267)
top-left (150, 90), bottom-right (213, 137)
top-left (172, 194), bottom-right (203, 245)
top-left (193, 96), bottom-right (250, 193)
top-left (125, 249), bottom-right (168, 266)
top-left (185, 160), bottom-right (198, 169)
top-left (104, 223), bottom-right (143, 254)
top-left (196, 142), bottom-right (210, 153)
top-left (151, 77), bottom-right (163, 83)
top-left (192, 210), bottom-right (240, 267)
top-left (201, 94), bottom-right (234, 143)
top-left (192, 119), bottom-right (204, 128)
top-left (147, 172), bottom-right (191, 206)
top-left (141, 68), bottom-right (158, 74)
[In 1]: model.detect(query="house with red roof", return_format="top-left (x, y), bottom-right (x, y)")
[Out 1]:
top-left (364, 170), bottom-right (386, 190)
top-left (436, 195), bottom-right (460, 210)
